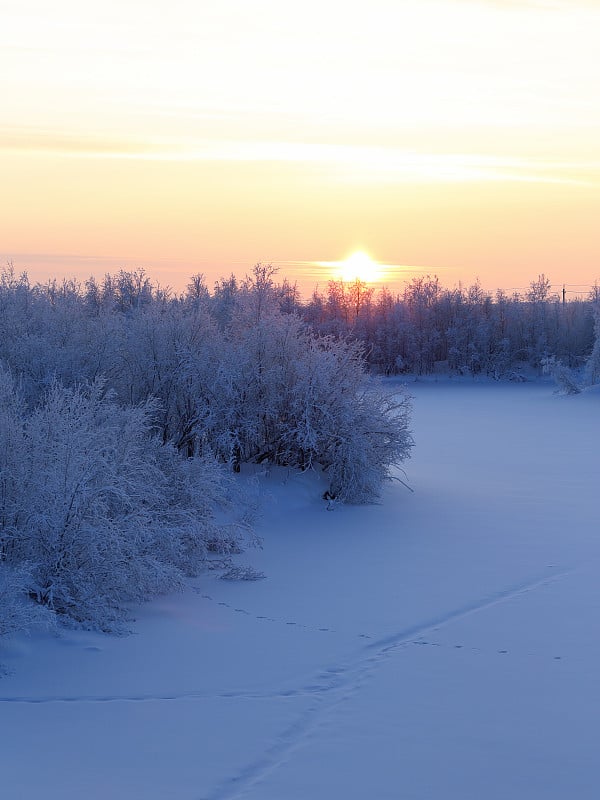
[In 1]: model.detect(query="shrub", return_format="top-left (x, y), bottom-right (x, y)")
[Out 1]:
top-left (0, 373), bottom-right (247, 631)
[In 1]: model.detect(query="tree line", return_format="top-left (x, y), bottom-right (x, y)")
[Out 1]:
top-left (303, 273), bottom-right (598, 378)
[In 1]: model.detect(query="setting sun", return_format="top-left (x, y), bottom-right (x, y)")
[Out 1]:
top-left (339, 252), bottom-right (381, 284)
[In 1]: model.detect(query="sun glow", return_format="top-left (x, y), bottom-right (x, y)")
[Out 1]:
top-left (338, 252), bottom-right (381, 283)
top-left (2, 1), bottom-right (600, 294)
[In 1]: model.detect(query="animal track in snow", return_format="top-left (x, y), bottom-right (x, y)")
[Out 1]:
top-left (195, 588), bottom-right (340, 636)
top-left (196, 566), bottom-right (571, 654)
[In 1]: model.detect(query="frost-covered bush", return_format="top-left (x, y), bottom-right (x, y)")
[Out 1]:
top-left (0, 564), bottom-right (53, 638)
top-left (181, 306), bottom-right (413, 503)
top-left (584, 307), bottom-right (600, 386)
top-left (542, 356), bottom-right (581, 395)
top-left (0, 372), bottom-right (248, 631)
top-left (0, 367), bottom-right (26, 545)
top-left (274, 328), bottom-right (412, 502)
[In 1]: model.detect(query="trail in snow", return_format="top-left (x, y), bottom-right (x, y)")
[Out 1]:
top-left (0, 567), bottom-right (571, 710)
top-left (198, 565), bottom-right (574, 800)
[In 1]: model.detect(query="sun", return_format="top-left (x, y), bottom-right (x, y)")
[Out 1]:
top-left (339, 251), bottom-right (380, 283)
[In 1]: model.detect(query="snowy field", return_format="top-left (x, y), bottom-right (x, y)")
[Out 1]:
top-left (1, 380), bottom-right (598, 800)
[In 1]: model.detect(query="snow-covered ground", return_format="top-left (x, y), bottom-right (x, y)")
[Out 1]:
top-left (1, 380), bottom-right (598, 799)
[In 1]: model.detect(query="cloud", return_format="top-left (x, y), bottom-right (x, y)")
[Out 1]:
top-left (2, 126), bottom-right (597, 187)
top-left (0, 128), bottom-right (151, 157)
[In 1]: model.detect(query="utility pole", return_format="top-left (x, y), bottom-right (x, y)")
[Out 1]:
top-left (562, 284), bottom-right (566, 305)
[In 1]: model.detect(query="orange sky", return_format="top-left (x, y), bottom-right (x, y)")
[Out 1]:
top-left (2, 0), bottom-right (599, 297)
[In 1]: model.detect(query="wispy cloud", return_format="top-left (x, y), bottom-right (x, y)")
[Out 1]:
top-left (0, 129), bottom-right (152, 157)
top-left (2, 128), bottom-right (597, 187)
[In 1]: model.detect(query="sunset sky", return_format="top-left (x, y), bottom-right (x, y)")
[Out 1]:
top-left (2, 0), bottom-right (599, 296)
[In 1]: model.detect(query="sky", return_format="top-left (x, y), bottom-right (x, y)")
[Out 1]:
top-left (1, 0), bottom-right (599, 297)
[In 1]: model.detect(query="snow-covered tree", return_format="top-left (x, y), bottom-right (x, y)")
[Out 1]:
top-left (188, 306), bottom-right (413, 502)
top-left (584, 301), bottom-right (600, 385)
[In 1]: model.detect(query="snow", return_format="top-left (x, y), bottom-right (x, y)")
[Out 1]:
top-left (1, 381), bottom-right (599, 799)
